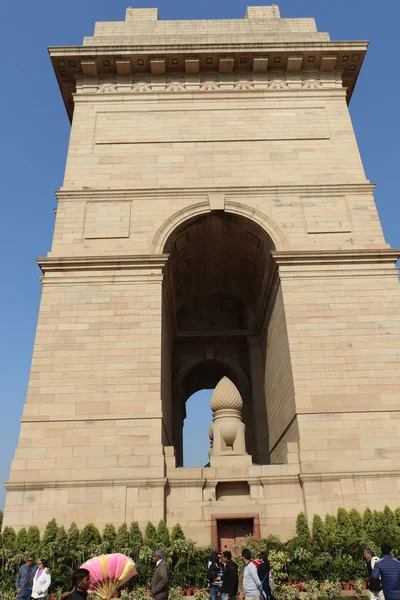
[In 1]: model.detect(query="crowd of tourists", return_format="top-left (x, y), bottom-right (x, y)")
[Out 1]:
top-left (14, 543), bottom-right (400, 600)
top-left (207, 549), bottom-right (273, 600)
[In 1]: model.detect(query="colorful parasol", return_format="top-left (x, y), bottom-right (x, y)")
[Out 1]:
top-left (81, 553), bottom-right (137, 599)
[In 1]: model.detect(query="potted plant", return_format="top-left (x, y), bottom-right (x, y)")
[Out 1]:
top-left (169, 588), bottom-right (185, 600)
top-left (341, 582), bottom-right (351, 591)
top-left (320, 581), bottom-right (341, 600)
top-left (354, 579), bottom-right (368, 597)
top-left (193, 590), bottom-right (209, 600)
top-left (302, 580), bottom-right (320, 600)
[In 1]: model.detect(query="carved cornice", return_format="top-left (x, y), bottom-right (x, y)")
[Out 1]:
top-left (72, 72), bottom-right (345, 99)
top-left (49, 41), bottom-right (367, 120)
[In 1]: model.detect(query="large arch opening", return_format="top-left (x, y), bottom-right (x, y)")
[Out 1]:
top-left (160, 211), bottom-right (295, 467)
top-left (183, 389), bottom-right (213, 468)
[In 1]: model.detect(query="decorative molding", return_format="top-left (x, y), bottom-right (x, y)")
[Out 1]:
top-left (132, 82), bottom-right (151, 93)
top-left (168, 478), bottom-right (205, 488)
top-left (302, 79), bottom-right (323, 89)
top-left (272, 249), bottom-right (400, 278)
top-left (21, 414), bottom-right (163, 424)
top-left (165, 82), bottom-right (186, 92)
top-left (268, 76), bottom-right (289, 90)
top-left (5, 478), bottom-right (168, 492)
top-left (260, 475), bottom-right (300, 486)
top-left (302, 71), bottom-right (322, 89)
top-left (273, 249), bottom-right (400, 266)
top-left (300, 471), bottom-right (400, 484)
top-left (151, 200), bottom-right (287, 254)
top-left (55, 182), bottom-right (376, 203)
top-left (38, 254), bottom-right (169, 274)
top-left (233, 81), bottom-right (254, 90)
top-left (7, 470), bottom-right (400, 494)
top-left (76, 72), bottom-right (344, 96)
top-left (37, 255), bottom-right (169, 285)
top-left (200, 82), bottom-right (220, 91)
top-left (52, 41), bottom-right (367, 119)
top-left (97, 83), bottom-right (117, 93)
top-left (151, 201), bottom-right (210, 253)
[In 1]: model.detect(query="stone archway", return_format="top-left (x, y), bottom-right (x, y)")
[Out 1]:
top-left (160, 210), bottom-right (294, 467)
top-left (172, 357), bottom-right (251, 466)
top-left (151, 201), bottom-right (287, 255)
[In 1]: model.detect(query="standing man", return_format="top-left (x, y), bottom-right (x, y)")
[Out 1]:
top-left (151, 550), bottom-right (170, 600)
top-left (242, 550), bottom-right (261, 600)
top-left (372, 544), bottom-right (400, 600)
top-left (16, 556), bottom-right (37, 600)
top-left (220, 551), bottom-right (238, 600)
top-left (363, 548), bottom-right (384, 600)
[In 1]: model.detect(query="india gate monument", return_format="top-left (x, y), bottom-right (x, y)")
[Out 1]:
top-left (4, 5), bottom-right (400, 548)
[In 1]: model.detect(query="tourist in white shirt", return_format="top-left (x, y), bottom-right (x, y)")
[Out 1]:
top-left (242, 549), bottom-right (261, 600)
top-left (32, 559), bottom-right (51, 599)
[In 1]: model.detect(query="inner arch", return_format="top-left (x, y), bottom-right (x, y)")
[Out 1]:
top-left (161, 210), bottom-right (285, 467)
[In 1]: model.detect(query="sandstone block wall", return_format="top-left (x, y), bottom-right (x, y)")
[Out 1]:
top-left (3, 6), bottom-right (400, 540)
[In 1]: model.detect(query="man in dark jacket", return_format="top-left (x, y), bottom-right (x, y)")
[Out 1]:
top-left (16, 556), bottom-right (38, 600)
top-left (65, 569), bottom-right (91, 600)
top-left (221, 551), bottom-right (238, 600)
top-left (371, 544), bottom-right (400, 600)
top-left (151, 550), bottom-right (170, 600)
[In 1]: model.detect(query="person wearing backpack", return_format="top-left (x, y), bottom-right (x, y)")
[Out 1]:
top-left (207, 552), bottom-right (223, 600)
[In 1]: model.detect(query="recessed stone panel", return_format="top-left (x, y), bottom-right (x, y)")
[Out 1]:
top-left (84, 201), bottom-right (131, 239)
top-left (301, 196), bottom-right (352, 234)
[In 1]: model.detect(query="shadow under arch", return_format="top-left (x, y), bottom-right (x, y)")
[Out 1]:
top-left (151, 201), bottom-right (286, 255)
top-left (160, 209), bottom-right (275, 468)
top-left (173, 357), bottom-right (250, 401)
top-left (172, 358), bottom-right (251, 467)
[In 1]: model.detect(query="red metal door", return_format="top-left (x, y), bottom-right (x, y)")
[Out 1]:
top-left (234, 519), bottom-right (254, 547)
top-left (217, 519), bottom-right (254, 553)
top-left (218, 520), bottom-right (235, 553)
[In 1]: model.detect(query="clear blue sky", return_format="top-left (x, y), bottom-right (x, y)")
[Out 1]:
top-left (1, 0), bottom-right (399, 509)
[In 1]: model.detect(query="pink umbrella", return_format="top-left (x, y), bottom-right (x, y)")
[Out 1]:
top-left (81, 553), bottom-right (137, 599)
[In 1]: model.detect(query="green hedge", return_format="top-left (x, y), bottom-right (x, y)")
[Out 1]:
top-left (1, 505), bottom-right (399, 597)
top-left (0, 514), bottom-right (209, 596)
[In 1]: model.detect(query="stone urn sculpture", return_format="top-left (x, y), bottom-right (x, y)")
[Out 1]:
top-left (208, 377), bottom-right (251, 467)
